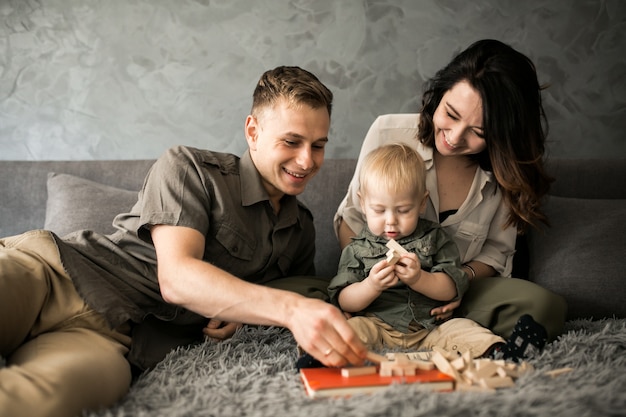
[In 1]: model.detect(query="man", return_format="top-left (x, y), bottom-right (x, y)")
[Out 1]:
top-left (0, 66), bottom-right (365, 417)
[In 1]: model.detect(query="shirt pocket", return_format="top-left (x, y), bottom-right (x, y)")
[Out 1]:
top-left (455, 221), bottom-right (489, 263)
top-left (344, 245), bottom-right (384, 278)
top-left (215, 222), bottom-right (255, 262)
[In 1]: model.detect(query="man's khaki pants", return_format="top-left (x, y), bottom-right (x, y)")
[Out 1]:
top-left (0, 230), bottom-right (132, 417)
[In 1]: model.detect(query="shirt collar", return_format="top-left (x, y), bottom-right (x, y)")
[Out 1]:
top-left (239, 150), bottom-right (300, 225)
top-left (417, 142), bottom-right (435, 170)
top-left (239, 150), bottom-right (267, 207)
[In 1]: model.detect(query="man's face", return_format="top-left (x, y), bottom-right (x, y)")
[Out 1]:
top-left (245, 98), bottom-right (330, 208)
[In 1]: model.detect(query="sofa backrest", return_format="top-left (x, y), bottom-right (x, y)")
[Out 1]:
top-left (2, 157), bottom-right (625, 320)
top-left (545, 158), bottom-right (626, 199)
top-left (0, 160), bottom-right (155, 238)
top-left (0, 158), bottom-right (356, 279)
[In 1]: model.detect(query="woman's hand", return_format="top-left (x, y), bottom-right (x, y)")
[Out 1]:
top-left (202, 318), bottom-right (242, 341)
top-left (430, 298), bottom-right (462, 321)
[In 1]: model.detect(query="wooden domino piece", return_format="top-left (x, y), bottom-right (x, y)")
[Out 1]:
top-left (341, 366), bottom-right (377, 377)
top-left (386, 249), bottom-right (402, 265)
top-left (379, 353), bottom-right (418, 376)
top-left (544, 367), bottom-right (573, 378)
top-left (385, 239), bottom-right (409, 255)
top-left (385, 239), bottom-right (409, 265)
top-left (365, 351), bottom-right (387, 364)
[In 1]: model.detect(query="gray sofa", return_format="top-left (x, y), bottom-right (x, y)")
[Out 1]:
top-left (0, 156), bottom-right (625, 321)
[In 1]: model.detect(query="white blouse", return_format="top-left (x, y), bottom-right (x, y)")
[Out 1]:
top-left (334, 114), bottom-right (516, 277)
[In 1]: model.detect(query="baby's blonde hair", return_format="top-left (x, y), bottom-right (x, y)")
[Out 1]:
top-left (359, 143), bottom-right (427, 200)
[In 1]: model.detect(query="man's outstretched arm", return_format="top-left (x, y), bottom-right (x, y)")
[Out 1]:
top-left (150, 224), bottom-right (367, 367)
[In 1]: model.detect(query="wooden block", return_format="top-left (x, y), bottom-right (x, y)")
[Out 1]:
top-left (473, 359), bottom-right (492, 369)
top-left (544, 367), bottom-right (574, 378)
top-left (462, 370), bottom-right (479, 385)
top-left (386, 249), bottom-right (401, 265)
top-left (497, 366), bottom-right (520, 379)
top-left (474, 361), bottom-right (499, 379)
top-left (450, 355), bottom-right (467, 371)
top-left (413, 360), bottom-right (435, 371)
top-left (341, 366), bottom-right (377, 377)
top-left (379, 365), bottom-right (393, 377)
top-left (431, 351), bottom-right (461, 381)
top-left (394, 353), bottom-right (410, 363)
top-left (380, 362), bottom-right (416, 376)
top-left (366, 351), bottom-right (387, 364)
top-left (518, 361), bottom-right (534, 374)
top-left (379, 354), bottom-right (418, 376)
top-left (404, 351), bottom-right (432, 361)
top-left (479, 376), bottom-right (515, 389)
top-left (432, 346), bottom-right (455, 361)
top-left (401, 367), bottom-right (417, 376)
top-left (387, 352), bottom-right (434, 370)
top-left (385, 238), bottom-right (409, 255)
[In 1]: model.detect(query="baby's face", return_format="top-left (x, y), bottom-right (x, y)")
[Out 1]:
top-left (360, 187), bottom-right (423, 241)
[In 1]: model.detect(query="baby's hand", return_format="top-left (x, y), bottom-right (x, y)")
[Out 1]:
top-left (365, 259), bottom-right (399, 291)
top-left (394, 253), bottom-right (422, 286)
top-left (203, 319), bottom-right (242, 341)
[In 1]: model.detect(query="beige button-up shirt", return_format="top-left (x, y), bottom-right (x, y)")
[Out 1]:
top-left (334, 114), bottom-right (516, 277)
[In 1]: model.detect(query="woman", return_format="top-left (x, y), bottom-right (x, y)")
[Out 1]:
top-left (334, 39), bottom-right (567, 341)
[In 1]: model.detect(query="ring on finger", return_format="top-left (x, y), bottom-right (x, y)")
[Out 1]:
top-left (324, 348), bottom-right (333, 356)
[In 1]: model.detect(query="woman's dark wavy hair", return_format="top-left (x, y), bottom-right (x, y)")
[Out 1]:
top-left (418, 39), bottom-right (553, 233)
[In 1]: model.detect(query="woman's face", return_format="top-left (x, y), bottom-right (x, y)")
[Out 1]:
top-left (432, 81), bottom-right (487, 157)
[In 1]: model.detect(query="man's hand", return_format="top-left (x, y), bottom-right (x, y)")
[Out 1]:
top-left (287, 297), bottom-right (367, 368)
top-left (202, 319), bottom-right (242, 341)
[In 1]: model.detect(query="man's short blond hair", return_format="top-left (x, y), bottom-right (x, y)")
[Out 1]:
top-left (359, 143), bottom-right (427, 199)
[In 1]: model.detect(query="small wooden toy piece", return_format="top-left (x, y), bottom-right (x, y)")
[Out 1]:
top-left (430, 350), bottom-right (462, 381)
top-left (363, 351), bottom-right (434, 377)
top-left (341, 366), bottom-right (377, 377)
top-left (360, 348), bottom-right (546, 391)
top-left (386, 250), bottom-right (402, 265)
top-left (385, 238), bottom-right (409, 265)
top-left (479, 375), bottom-right (515, 389)
top-left (365, 351), bottom-right (387, 364)
top-left (379, 353), bottom-right (418, 376)
top-left (387, 352), bottom-right (434, 371)
top-left (429, 347), bottom-right (537, 391)
top-left (544, 367), bottom-right (573, 378)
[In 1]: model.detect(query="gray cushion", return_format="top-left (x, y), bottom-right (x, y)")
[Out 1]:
top-left (44, 173), bottom-right (138, 237)
top-left (528, 195), bottom-right (626, 320)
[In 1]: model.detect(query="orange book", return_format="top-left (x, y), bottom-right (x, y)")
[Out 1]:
top-left (300, 367), bottom-right (455, 398)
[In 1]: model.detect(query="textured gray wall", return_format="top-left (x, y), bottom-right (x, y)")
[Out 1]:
top-left (1, 0), bottom-right (624, 160)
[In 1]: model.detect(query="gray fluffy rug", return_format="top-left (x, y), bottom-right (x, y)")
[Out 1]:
top-left (79, 318), bottom-right (626, 417)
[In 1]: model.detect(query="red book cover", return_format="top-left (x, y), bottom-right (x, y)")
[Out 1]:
top-left (300, 367), bottom-right (455, 398)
